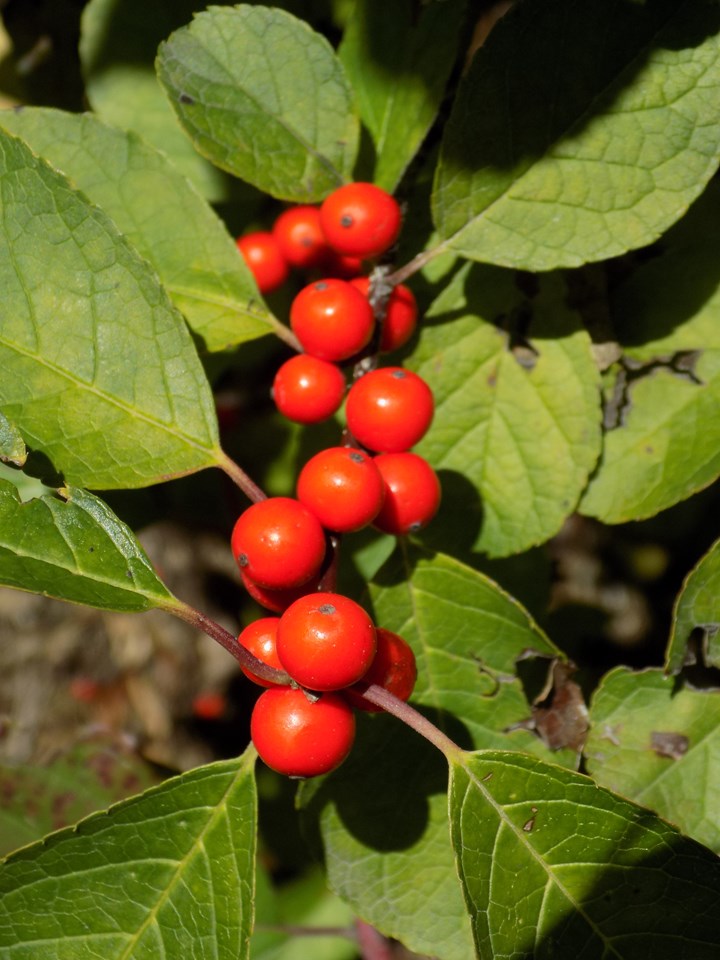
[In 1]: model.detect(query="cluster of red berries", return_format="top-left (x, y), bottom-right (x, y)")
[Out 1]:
top-left (232, 183), bottom-right (440, 778)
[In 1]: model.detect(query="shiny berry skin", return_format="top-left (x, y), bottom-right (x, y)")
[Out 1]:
top-left (344, 628), bottom-right (417, 712)
top-left (290, 279), bottom-right (375, 362)
top-left (346, 367), bottom-right (434, 453)
top-left (350, 277), bottom-right (418, 353)
top-left (320, 183), bottom-right (402, 259)
top-left (272, 205), bottom-right (328, 271)
top-left (272, 354), bottom-right (346, 425)
top-left (237, 617), bottom-right (284, 687)
top-left (231, 497), bottom-right (326, 590)
top-left (297, 446), bottom-right (385, 533)
top-left (373, 453), bottom-right (441, 535)
top-left (251, 687), bottom-right (355, 777)
top-left (277, 592), bottom-right (377, 691)
top-left (239, 567), bottom-right (321, 614)
top-left (236, 231), bottom-right (289, 293)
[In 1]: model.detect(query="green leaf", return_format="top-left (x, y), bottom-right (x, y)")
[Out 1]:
top-left (611, 179), bottom-right (720, 359)
top-left (0, 741), bottom-right (159, 856)
top-left (369, 545), bottom-right (572, 763)
top-left (0, 126), bottom-right (221, 489)
top-left (666, 537), bottom-right (720, 673)
top-left (0, 479), bottom-right (173, 611)
top-left (433, 0), bottom-right (720, 270)
top-left (156, 5), bottom-right (359, 201)
top-left (407, 264), bottom-right (602, 557)
top-left (0, 752), bottom-right (257, 959)
top-left (585, 667), bottom-right (720, 854)
top-left (0, 107), bottom-right (286, 353)
top-left (579, 353), bottom-right (720, 523)
top-left (450, 750), bottom-right (720, 959)
top-left (300, 717), bottom-right (475, 960)
top-left (338, 0), bottom-right (464, 192)
top-left (0, 412), bottom-right (25, 467)
top-left (79, 0), bottom-right (236, 201)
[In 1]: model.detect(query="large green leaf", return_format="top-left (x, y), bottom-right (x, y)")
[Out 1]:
top-left (80, 0), bottom-right (236, 201)
top-left (157, 5), bottom-right (359, 201)
top-left (338, 0), bottom-right (464, 192)
top-left (0, 742), bottom-right (159, 856)
top-left (369, 544), bottom-right (570, 761)
top-left (579, 352), bottom-right (720, 522)
top-left (0, 479), bottom-right (173, 611)
top-left (450, 750), bottom-right (720, 959)
top-left (666, 537), bottom-right (720, 673)
top-left (585, 667), bottom-right (720, 854)
top-left (0, 126), bottom-right (221, 489)
top-left (300, 717), bottom-right (475, 960)
top-left (433, 0), bottom-right (720, 270)
top-left (0, 107), bottom-right (286, 353)
top-left (0, 752), bottom-right (257, 959)
top-left (406, 264), bottom-right (601, 557)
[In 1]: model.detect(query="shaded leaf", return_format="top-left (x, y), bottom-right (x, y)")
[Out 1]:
top-left (585, 667), bottom-right (720, 853)
top-left (339, 0), bottom-right (464, 191)
top-left (0, 479), bottom-right (173, 612)
top-left (0, 412), bottom-right (25, 467)
top-left (0, 126), bottom-right (220, 490)
top-left (80, 0), bottom-right (236, 201)
top-left (450, 750), bottom-right (720, 959)
top-left (666, 537), bottom-right (720, 673)
top-left (157, 5), bottom-right (358, 201)
top-left (0, 741), bottom-right (159, 856)
top-left (407, 264), bottom-right (602, 557)
top-left (0, 107), bottom-right (286, 352)
top-left (0, 752), bottom-right (257, 959)
top-left (579, 353), bottom-right (720, 522)
top-left (433, 0), bottom-right (720, 270)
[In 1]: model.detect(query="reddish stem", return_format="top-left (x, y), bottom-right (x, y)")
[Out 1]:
top-left (217, 451), bottom-right (267, 503)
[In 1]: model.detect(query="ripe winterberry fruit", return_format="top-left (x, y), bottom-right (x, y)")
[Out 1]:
top-left (344, 628), bottom-right (417, 712)
top-left (322, 250), bottom-right (364, 279)
top-left (192, 692), bottom-right (227, 720)
top-left (320, 183), bottom-right (402, 259)
top-left (251, 687), bottom-right (355, 777)
top-left (290, 279), bottom-right (375, 362)
top-left (297, 446), bottom-right (385, 533)
top-left (346, 367), bottom-right (434, 453)
top-left (272, 354), bottom-right (346, 425)
top-left (239, 567), bottom-right (322, 614)
top-left (231, 497), bottom-right (326, 590)
top-left (373, 452), bottom-right (441, 535)
top-left (350, 277), bottom-right (418, 352)
top-left (276, 592), bottom-right (377, 691)
top-left (237, 617), bottom-right (284, 687)
top-left (236, 231), bottom-right (289, 293)
top-left (272, 205), bottom-right (329, 271)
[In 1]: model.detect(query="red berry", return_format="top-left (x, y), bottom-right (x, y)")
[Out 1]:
top-left (231, 497), bottom-right (326, 590)
top-left (237, 617), bottom-right (284, 687)
top-left (239, 567), bottom-right (322, 614)
top-left (251, 687), bottom-right (355, 777)
top-left (297, 446), bottom-right (385, 533)
top-left (344, 628), bottom-right (417, 712)
top-left (272, 205), bottom-right (329, 271)
top-left (320, 183), bottom-right (402, 259)
top-left (277, 592), bottom-right (377, 691)
top-left (373, 453), bottom-right (441, 535)
top-left (290, 279), bottom-right (375, 362)
top-left (322, 250), bottom-right (364, 279)
top-left (272, 354), bottom-right (346, 425)
top-left (192, 692), bottom-right (227, 720)
top-left (236, 231), bottom-right (289, 293)
top-left (346, 367), bottom-right (434, 453)
top-left (350, 277), bottom-right (418, 352)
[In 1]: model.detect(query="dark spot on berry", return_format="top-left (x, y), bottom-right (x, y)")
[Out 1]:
top-left (349, 452), bottom-right (365, 463)
top-left (318, 603), bottom-right (336, 615)
top-left (340, 214), bottom-right (354, 228)
top-left (238, 553), bottom-right (249, 568)
top-left (315, 281), bottom-right (329, 290)
top-left (301, 237), bottom-right (312, 247)
top-left (179, 93), bottom-right (195, 105)
top-left (391, 370), bottom-right (406, 379)
top-left (408, 521), bottom-right (422, 533)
